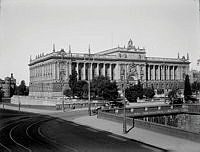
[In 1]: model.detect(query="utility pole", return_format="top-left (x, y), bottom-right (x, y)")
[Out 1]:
top-left (60, 51), bottom-right (65, 112)
top-left (123, 64), bottom-right (127, 134)
top-left (88, 45), bottom-right (91, 116)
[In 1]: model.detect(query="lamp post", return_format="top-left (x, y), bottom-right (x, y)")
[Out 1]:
top-left (60, 50), bottom-right (66, 112)
top-left (123, 64), bottom-right (127, 134)
top-left (88, 45), bottom-right (92, 116)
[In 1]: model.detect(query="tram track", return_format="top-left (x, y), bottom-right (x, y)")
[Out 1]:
top-left (0, 113), bottom-right (72, 152)
top-left (0, 115), bottom-right (55, 152)
top-left (0, 116), bottom-right (32, 152)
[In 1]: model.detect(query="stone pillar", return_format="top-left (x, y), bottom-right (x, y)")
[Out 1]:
top-left (158, 65), bottom-right (160, 80)
top-left (161, 66), bottom-right (164, 80)
top-left (112, 64), bottom-right (116, 80)
top-left (76, 62), bottom-right (79, 80)
top-left (115, 63), bottom-right (120, 81)
top-left (171, 66), bottom-right (174, 80)
top-left (69, 61), bottom-right (72, 76)
top-left (53, 62), bottom-right (56, 79)
top-left (96, 63), bottom-right (99, 77)
top-left (57, 62), bottom-right (59, 80)
top-left (48, 63), bottom-right (50, 79)
top-left (152, 65), bottom-right (156, 80)
top-left (83, 63), bottom-right (86, 80)
top-left (174, 66), bottom-right (177, 80)
top-left (141, 65), bottom-right (145, 81)
top-left (167, 66), bottom-right (170, 80)
top-left (102, 63), bottom-right (105, 76)
top-left (148, 65), bottom-right (151, 80)
top-left (177, 66), bottom-right (180, 80)
top-left (90, 63), bottom-right (93, 80)
top-left (109, 64), bottom-right (112, 80)
top-left (50, 63), bottom-right (52, 79)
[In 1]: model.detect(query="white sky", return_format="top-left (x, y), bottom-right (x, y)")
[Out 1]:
top-left (0, 0), bottom-right (200, 84)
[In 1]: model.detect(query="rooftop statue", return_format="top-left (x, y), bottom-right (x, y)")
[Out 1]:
top-left (127, 39), bottom-right (136, 50)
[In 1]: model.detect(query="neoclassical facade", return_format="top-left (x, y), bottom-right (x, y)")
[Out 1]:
top-left (29, 39), bottom-right (190, 97)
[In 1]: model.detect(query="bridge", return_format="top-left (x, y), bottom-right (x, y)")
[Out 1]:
top-left (101, 104), bottom-right (200, 118)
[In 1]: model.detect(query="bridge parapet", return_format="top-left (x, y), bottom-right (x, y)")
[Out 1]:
top-left (101, 104), bottom-right (197, 118)
top-left (187, 104), bottom-right (200, 114)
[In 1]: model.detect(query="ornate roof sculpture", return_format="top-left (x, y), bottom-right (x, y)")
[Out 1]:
top-left (127, 39), bottom-right (136, 50)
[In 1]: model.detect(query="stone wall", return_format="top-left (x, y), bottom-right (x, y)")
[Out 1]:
top-left (98, 111), bottom-right (200, 142)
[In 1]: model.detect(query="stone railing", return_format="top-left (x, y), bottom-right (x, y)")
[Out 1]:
top-left (187, 104), bottom-right (200, 114)
top-left (102, 104), bottom-right (185, 118)
top-left (147, 57), bottom-right (187, 63)
top-left (30, 52), bottom-right (117, 64)
top-left (56, 102), bottom-right (106, 110)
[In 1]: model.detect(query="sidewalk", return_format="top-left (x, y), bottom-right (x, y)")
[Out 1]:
top-left (0, 103), bottom-right (89, 114)
top-left (72, 115), bottom-right (200, 152)
top-left (0, 104), bottom-right (60, 114)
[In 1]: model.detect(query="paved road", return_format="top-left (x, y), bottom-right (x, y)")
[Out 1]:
top-left (0, 109), bottom-right (167, 152)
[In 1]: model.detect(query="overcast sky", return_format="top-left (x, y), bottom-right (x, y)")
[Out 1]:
top-left (0, 0), bottom-right (199, 84)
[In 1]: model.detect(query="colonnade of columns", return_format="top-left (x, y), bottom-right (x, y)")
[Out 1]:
top-left (71, 62), bottom-right (118, 81)
top-left (30, 61), bottom-right (188, 84)
top-left (146, 64), bottom-right (185, 81)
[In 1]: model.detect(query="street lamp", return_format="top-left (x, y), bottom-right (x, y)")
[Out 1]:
top-left (123, 64), bottom-right (127, 134)
top-left (60, 50), bottom-right (66, 112)
top-left (88, 45), bottom-right (92, 116)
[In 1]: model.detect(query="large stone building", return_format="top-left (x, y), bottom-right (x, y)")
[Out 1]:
top-left (29, 39), bottom-right (190, 97)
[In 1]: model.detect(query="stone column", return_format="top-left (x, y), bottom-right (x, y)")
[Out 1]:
top-left (96, 63), bottom-right (99, 77)
top-left (114, 63), bottom-right (120, 81)
top-left (112, 64), bottom-right (116, 80)
top-left (162, 66), bottom-right (165, 80)
top-left (174, 66), bottom-right (177, 80)
top-left (148, 65), bottom-right (151, 80)
top-left (167, 66), bottom-right (170, 80)
top-left (141, 65), bottom-right (145, 81)
top-left (76, 62), bottom-right (79, 80)
top-left (47, 64), bottom-right (49, 80)
top-left (69, 61), bottom-right (72, 76)
top-left (171, 66), bottom-right (174, 80)
top-left (33, 67), bottom-right (35, 82)
top-left (83, 63), bottom-right (86, 80)
top-left (109, 64), bottom-right (112, 80)
top-left (102, 63), bottom-right (105, 76)
top-left (49, 63), bottom-right (51, 79)
top-left (179, 66), bottom-right (182, 80)
top-left (53, 62), bottom-right (56, 80)
top-left (158, 65), bottom-right (160, 80)
top-left (177, 66), bottom-right (180, 80)
top-left (152, 65), bottom-right (156, 80)
top-left (124, 64), bottom-right (127, 80)
top-left (90, 63), bottom-right (93, 80)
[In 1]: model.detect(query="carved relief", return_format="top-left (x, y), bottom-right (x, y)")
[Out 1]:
top-left (128, 63), bottom-right (138, 82)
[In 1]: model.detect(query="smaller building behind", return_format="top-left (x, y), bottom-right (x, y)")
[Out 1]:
top-left (0, 73), bottom-right (16, 98)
